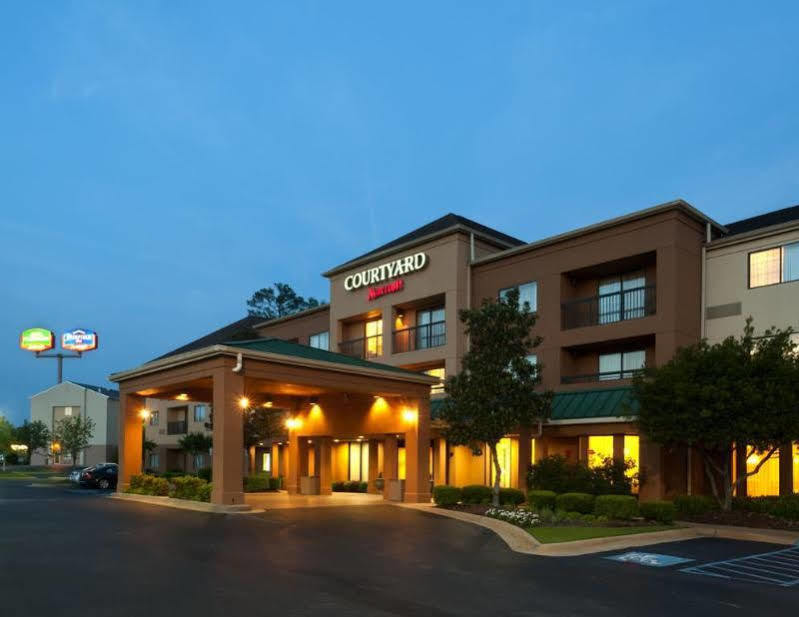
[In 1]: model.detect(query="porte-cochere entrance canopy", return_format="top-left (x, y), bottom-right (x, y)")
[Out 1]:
top-left (110, 339), bottom-right (437, 506)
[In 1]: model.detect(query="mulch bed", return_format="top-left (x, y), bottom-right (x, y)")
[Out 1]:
top-left (680, 510), bottom-right (799, 530)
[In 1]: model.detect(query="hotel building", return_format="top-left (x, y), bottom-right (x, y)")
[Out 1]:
top-left (111, 200), bottom-right (799, 505)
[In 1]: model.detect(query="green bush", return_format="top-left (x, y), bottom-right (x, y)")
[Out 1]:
top-left (162, 471), bottom-right (184, 480)
top-left (527, 455), bottom-right (635, 495)
top-left (332, 481), bottom-right (346, 492)
top-left (565, 511), bottom-right (582, 521)
top-left (196, 482), bottom-right (212, 502)
top-left (170, 476), bottom-right (210, 501)
top-left (499, 488), bottom-right (525, 506)
top-left (538, 507), bottom-right (555, 523)
top-left (555, 492), bottom-right (595, 514)
top-left (733, 495), bottom-right (799, 521)
top-left (673, 495), bottom-right (718, 517)
top-left (332, 480), bottom-right (368, 493)
top-left (640, 500), bottom-right (676, 524)
top-left (527, 489), bottom-right (557, 510)
top-left (244, 474), bottom-right (271, 493)
top-left (127, 474), bottom-right (169, 496)
top-left (269, 476), bottom-right (282, 490)
top-left (461, 484), bottom-right (493, 504)
top-left (580, 513), bottom-right (597, 524)
top-left (594, 495), bottom-right (639, 520)
top-left (197, 467), bottom-right (212, 482)
top-left (433, 485), bottom-right (462, 506)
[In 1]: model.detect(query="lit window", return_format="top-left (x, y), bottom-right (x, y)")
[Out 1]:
top-left (588, 436), bottom-right (614, 468)
top-left (624, 435), bottom-right (640, 493)
top-left (490, 437), bottom-right (513, 488)
top-left (365, 319), bottom-right (382, 357)
top-left (746, 445), bottom-right (781, 496)
top-left (416, 307), bottom-right (446, 349)
top-left (499, 281), bottom-right (538, 312)
top-left (526, 354), bottom-right (537, 365)
top-left (794, 443), bottom-right (798, 494)
top-left (398, 446), bottom-right (406, 480)
top-left (309, 331), bottom-right (329, 350)
top-left (193, 405), bottom-right (207, 423)
top-left (599, 350), bottom-right (645, 380)
top-left (424, 367), bottom-right (445, 394)
top-left (262, 452), bottom-right (271, 473)
top-left (64, 407), bottom-right (73, 417)
top-left (531, 438), bottom-right (536, 464)
top-left (149, 411), bottom-right (159, 426)
top-left (749, 247), bottom-right (782, 287)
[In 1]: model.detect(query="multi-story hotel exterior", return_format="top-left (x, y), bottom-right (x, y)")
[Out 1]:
top-left (111, 200), bottom-right (799, 506)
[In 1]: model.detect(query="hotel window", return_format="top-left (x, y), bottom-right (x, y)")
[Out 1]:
top-left (598, 272), bottom-right (646, 323)
top-left (148, 453), bottom-right (159, 469)
top-left (526, 354), bottom-right (537, 366)
top-left (149, 411), bottom-right (159, 426)
top-left (348, 441), bottom-right (369, 481)
top-left (309, 331), bottom-right (329, 351)
top-left (746, 446), bottom-right (781, 497)
top-left (424, 367), bottom-right (445, 394)
top-left (499, 281), bottom-right (537, 312)
top-left (365, 319), bottom-right (382, 357)
top-left (193, 405), bottom-right (207, 423)
top-left (262, 452), bottom-right (272, 474)
top-left (416, 307), bottom-right (446, 349)
top-left (193, 454), bottom-right (206, 469)
top-left (588, 436), bottom-right (614, 468)
top-left (64, 407), bottom-right (73, 416)
top-left (624, 435), bottom-right (640, 493)
top-left (599, 350), bottom-right (645, 380)
top-left (749, 242), bottom-right (799, 288)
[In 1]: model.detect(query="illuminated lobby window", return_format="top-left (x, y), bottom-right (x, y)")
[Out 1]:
top-left (365, 319), bottom-right (383, 358)
top-left (531, 438), bottom-right (536, 464)
top-left (624, 435), bottom-right (640, 492)
top-left (262, 452), bottom-right (271, 473)
top-left (424, 367), bottom-right (445, 394)
top-left (794, 443), bottom-right (799, 493)
top-left (588, 436), bottom-right (614, 468)
top-left (348, 442), bottom-right (369, 481)
top-left (398, 447), bottom-right (406, 480)
top-left (490, 437), bottom-right (512, 488)
top-left (746, 447), bottom-right (780, 496)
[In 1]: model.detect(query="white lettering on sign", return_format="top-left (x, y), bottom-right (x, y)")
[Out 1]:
top-left (344, 252), bottom-right (428, 291)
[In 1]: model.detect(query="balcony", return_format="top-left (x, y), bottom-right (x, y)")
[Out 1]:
top-left (393, 321), bottom-right (446, 354)
top-left (339, 335), bottom-right (382, 359)
top-left (561, 284), bottom-right (656, 330)
top-left (561, 369), bottom-right (643, 385)
top-left (167, 421), bottom-right (187, 435)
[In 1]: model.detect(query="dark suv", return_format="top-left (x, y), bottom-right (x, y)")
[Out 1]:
top-left (79, 463), bottom-right (118, 490)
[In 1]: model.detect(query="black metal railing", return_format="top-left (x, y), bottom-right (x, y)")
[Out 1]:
top-left (338, 334), bottom-right (382, 359)
top-left (393, 321), bottom-right (446, 354)
top-left (561, 284), bottom-right (656, 330)
top-left (167, 421), bottom-right (187, 435)
top-left (561, 369), bottom-right (644, 385)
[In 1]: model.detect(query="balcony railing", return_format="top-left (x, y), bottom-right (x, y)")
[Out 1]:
top-left (561, 369), bottom-right (644, 385)
top-left (167, 421), bottom-right (187, 435)
top-left (393, 321), bottom-right (446, 354)
top-left (561, 284), bottom-right (656, 330)
top-left (339, 335), bottom-right (382, 359)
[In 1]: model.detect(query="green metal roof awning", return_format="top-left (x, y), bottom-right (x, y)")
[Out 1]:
top-left (550, 387), bottom-right (638, 421)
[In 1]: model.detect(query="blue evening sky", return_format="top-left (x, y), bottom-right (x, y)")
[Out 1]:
top-left (2, 1), bottom-right (798, 424)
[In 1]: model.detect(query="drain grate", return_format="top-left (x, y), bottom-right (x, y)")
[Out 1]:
top-left (681, 545), bottom-right (799, 587)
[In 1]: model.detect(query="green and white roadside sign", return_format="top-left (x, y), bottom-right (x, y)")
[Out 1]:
top-left (19, 328), bottom-right (55, 352)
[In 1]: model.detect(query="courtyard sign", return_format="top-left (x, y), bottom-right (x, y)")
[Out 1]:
top-left (62, 328), bottom-right (99, 352)
top-left (19, 328), bottom-right (55, 352)
top-left (344, 252), bottom-right (428, 292)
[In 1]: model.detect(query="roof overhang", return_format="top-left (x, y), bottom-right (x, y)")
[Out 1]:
top-left (109, 344), bottom-right (438, 386)
top-left (252, 304), bottom-right (330, 330)
top-left (708, 219), bottom-right (799, 250)
top-left (546, 416), bottom-right (635, 425)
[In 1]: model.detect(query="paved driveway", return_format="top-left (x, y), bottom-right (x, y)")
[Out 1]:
top-left (1, 480), bottom-right (795, 617)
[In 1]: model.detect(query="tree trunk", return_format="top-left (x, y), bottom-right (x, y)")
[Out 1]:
top-left (489, 443), bottom-right (501, 507)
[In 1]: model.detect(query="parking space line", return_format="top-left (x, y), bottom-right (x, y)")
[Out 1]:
top-left (681, 546), bottom-right (799, 587)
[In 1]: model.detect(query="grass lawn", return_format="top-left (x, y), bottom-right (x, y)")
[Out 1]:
top-left (0, 470), bottom-right (70, 482)
top-left (529, 525), bottom-right (675, 544)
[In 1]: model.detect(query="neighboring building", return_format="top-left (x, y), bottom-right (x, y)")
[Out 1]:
top-left (705, 204), bottom-right (799, 497)
top-left (30, 381), bottom-right (119, 466)
top-left (142, 398), bottom-right (212, 474)
top-left (115, 201), bottom-right (799, 505)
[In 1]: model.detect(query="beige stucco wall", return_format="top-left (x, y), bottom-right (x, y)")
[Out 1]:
top-left (705, 226), bottom-right (799, 343)
top-left (29, 381), bottom-right (118, 465)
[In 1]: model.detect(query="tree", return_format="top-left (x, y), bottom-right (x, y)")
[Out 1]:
top-left (246, 282), bottom-right (325, 320)
top-left (0, 415), bottom-right (13, 454)
top-left (440, 288), bottom-right (553, 506)
top-left (53, 416), bottom-right (95, 467)
top-left (243, 405), bottom-right (286, 473)
top-left (633, 318), bottom-right (799, 510)
top-left (177, 432), bottom-right (212, 472)
top-left (13, 420), bottom-right (50, 464)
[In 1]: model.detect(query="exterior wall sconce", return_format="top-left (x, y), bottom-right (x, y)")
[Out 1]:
top-left (402, 409), bottom-right (417, 423)
top-left (238, 396), bottom-right (250, 409)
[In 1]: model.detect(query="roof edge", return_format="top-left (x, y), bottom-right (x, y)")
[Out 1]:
top-left (252, 303), bottom-right (330, 330)
top-left (708, 219), bottom-right (799, 249)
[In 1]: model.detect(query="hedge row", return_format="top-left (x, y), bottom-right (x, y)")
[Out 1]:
top-left (332, 481), bottom-right (368, 493)
top-left (432, 485), bottom-right (525, 506)
top-left (126, 474), bottom-right (211, 502)
top-left (244, 474), bottom-right (281, 492)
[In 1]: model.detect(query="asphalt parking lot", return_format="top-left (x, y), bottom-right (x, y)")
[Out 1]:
top-left (1, 480), bottom-right (795, 617)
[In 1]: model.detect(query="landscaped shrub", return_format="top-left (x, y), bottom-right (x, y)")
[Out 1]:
top-left (170, 475), bottom-right (210, 501)
top-left (433, 485), bottom-right (462, 506)
top-left (197, 467), bottom-right (212, 482)
top-left (332, 480), bottom-right (368, 493)
top-left (486, 507), bottom-right (541, 527)
top-left (244, 474), bottom-right (271, 493)
top-left (127, 474), bottom-right (169, 496)
top-left (332, 481), bottom-right (346, 492)
top-left (269, 476), bottom-right (282, 490)
top-left (461, 484), bottom-right (493, 504)
top-left (733, 495), bottom-right (799, 521)
top-left (527, 455), bottom-right (635, 495)
top-left (594, 495), bottom-right (639, 520)
top-left (555, 492), bottom-right (595, 514)
top-left (527, 490), bottom-right (557, 510)
top-left (589, 458), bottom-right (636, 495)
top-left (640, 500), bottom-right (676, 524)
top-left (499, 488), bottom-right (525, 506)
top-left (196, 482), bottom-right (212, 502)
top-left (672, 495), bottom-right (718, 517)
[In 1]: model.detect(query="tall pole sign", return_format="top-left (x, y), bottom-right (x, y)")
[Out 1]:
top-left (19, 327), bottom-right (99, 383)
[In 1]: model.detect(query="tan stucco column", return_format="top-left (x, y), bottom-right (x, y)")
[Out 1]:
top-left (118, 390), bottom-right (145, 491)
top-left (516, 427), bottom-right (532, 491)
top-left (613, 434), bottom-right (625, 464)
top-left (383, 435), bottom-right (398, 499)
top-left (578, 436), bottom-right (589, 463)
top-left (404, 398), bottom-right (431, 503)
top-left (318, 437), bottom-right (332, 495)
top-left (639, 435), bottom-right (663, 502)
top-left (210, 368), bottom-right (245, 505)
top-left (286, 433), bottom-right (301, 494)
top-left (271, 443), bottom-right (279, 477)
top-left (367, 439), bottom-right (380, 494)
top-left (433, 438), bottom-right (448, 486)
top-left (779, 442), bottom-right (793, 496)
top-left (247, 445), bottom-right (256, 476)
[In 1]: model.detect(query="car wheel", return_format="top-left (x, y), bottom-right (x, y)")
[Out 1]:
top-left (98, 478), bottom-right (110, 490)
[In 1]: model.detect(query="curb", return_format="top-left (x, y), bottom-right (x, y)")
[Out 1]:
top-left (110, 492), bottom-right (264, 514)
top-left (682, 522), bottom-right (799, 546)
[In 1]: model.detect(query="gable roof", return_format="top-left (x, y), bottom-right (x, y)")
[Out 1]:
top-left (154, 314), bottom-right (265, 361)
top-left (724, 204), bottom-right (799, 236)
top-left (324, 213), bottom-right (525, 277)
top-left (30, 380), bottom-right (119, 400)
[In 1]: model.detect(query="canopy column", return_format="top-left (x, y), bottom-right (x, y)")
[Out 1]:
top-left (404, 398), bottom-right (431, 503)
top-left (210, 368), bottom-right (245, 505)
top-left (118, 390), bottom-right (145, 491)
